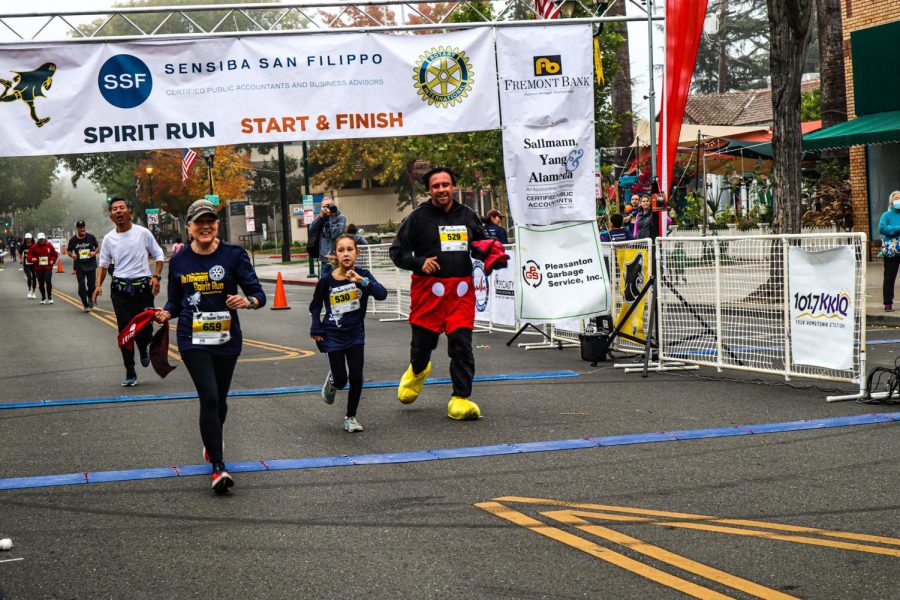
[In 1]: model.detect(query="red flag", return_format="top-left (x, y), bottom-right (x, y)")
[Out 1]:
top-left (182, 147), bottom-right (198, 182)
top-left (657, 1), bottom-right (709, 196)
top-left (535, 0), bottom-right (563, 20)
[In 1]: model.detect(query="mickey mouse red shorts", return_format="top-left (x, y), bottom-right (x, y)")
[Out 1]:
top-left (409, 274), bottom-right (475, 334)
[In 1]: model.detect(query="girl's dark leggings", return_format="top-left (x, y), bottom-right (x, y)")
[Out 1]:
top-left (327, 344), bottom-right (365, 418)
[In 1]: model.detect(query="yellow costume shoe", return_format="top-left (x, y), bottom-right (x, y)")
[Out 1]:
top-left (447, 396), bottom-right (481, 420)
top-left (398, 362), bottom-right (431, 404)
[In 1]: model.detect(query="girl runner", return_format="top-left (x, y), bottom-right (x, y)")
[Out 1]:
top-left (309, 233), bottom-right (387, 432)
top-left (154, 200), bottom-right (266, 495)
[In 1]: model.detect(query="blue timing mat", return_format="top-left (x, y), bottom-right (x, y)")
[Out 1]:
top-left (0, 412), bottom-right (896, 491)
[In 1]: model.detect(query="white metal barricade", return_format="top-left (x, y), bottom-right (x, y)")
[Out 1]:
top-left (656, 233), bottom-right (867, 400)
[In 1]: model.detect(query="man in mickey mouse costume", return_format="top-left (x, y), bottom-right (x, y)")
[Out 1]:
top-left (390, 167), bottom-right (508, 420)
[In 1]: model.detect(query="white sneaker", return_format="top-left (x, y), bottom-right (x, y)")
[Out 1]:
top-left (343, 416), bottom-right (364, 433)
top-left (40, 299), bottom-right (47, 305)
top-left (47, 298), bottom-right (54, 304)
top-left (26, 292), bottom-right (32, 298)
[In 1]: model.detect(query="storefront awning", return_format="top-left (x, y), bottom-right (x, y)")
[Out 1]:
top-left (803, 109), bottom-right (900, 150)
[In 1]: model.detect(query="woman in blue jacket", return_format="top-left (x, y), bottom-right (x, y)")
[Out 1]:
top-left (878, 191), bottom-right (900, 311)
top-left (155, 199), bottom-right (266, 494)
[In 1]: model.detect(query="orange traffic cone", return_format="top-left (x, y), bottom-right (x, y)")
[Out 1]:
top-left (270, 271), bottom-right (291, 310)
top-left (57, 257), bottom-right (64, 273)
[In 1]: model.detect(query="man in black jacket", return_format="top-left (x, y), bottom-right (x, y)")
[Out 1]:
top-left (389, 168), bottom-right (486, 420)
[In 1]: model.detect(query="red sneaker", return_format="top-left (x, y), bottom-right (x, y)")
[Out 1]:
top-left (211, 464), bottom-right (234, 495)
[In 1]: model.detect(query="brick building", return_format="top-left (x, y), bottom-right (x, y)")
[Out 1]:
top-left (804, 2), bottom-right (900, 251)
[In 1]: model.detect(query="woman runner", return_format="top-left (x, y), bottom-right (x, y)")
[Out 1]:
top-left (154, 200), bottom-right (266, 494)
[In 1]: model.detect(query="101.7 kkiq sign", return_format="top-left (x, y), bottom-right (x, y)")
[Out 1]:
top-left (788, 246), bottom-right (856, 371)
top-left (515, 221), bottom-right (609, 324)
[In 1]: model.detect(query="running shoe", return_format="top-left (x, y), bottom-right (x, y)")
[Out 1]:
top-left (139, 347), bottom-right (150, 368)
top-left (83, 306), bottom-right (91, 313)
top-left (343, 416), bottom-right (364, 433)
top-left (40, 299), bottom-right (47, 305)
top-left (47, 298), bottom-right (54, 304)
top-left (886, 304), bottom-right (893, 312)
top-left (121, 373), bottom-right (137, 387)
top-left (26, 292), bottom-right (32, 298)
top-left (321, 372), bottom-right (336, 405)
top-left (211, 463), bottom-right (234, 495)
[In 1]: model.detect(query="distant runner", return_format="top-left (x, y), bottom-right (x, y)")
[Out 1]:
top-left (20, 233), bottom-right (37, 297)
top-left (67, 220), bottom-right (100, 312)
top-left (26, 233), bottom-right (58, 304)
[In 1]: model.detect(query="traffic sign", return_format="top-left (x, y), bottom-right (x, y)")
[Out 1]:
top-left (145, 208), bottom-right (159, 214)
top-left (244, 204), bottom-right (255, 219)
top-left (147, 213), bottom-right (159, 225)
top-left (302, 194), bottom-right (314, 210)
top-left (245, 218), bottom-right (255, 232)
top-left (205, 194), bottom-right (220, 206)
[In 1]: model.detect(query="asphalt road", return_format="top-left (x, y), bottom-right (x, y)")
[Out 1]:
top-left (1, 255), bottom-right (898, 599)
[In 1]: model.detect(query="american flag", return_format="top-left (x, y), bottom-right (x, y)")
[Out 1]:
top-left (535, 0), bottom-right (563, 19)
top-left (181, 147), bottom-right (198, 182)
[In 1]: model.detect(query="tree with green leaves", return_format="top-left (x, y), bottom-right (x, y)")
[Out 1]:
top-left (0, 156), bottom-right (58, 215)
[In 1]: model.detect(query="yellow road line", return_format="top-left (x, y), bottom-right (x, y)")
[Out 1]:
top-left (53, 290), bottom-right (313, 363)
top-left (492, 496), bottom-right (900, 554)
top-left (475, 502), bottom-right (735, 600)
top-left (543, 510), bottom-right (798, 600)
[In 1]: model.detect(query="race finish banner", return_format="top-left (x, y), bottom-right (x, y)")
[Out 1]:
top-left (496, 24), bottom-right (596, 225)
top-left (515, 221), bottom-right (609, 324)
top-left (0, 29), bottom-right (499, 157)
top-left (788, 246), bottom-right (856, 371)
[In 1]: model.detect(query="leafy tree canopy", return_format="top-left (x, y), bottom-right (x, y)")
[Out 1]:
top-left (0, 156), bottom-right (58, 214)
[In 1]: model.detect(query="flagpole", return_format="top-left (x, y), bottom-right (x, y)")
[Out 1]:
top-left (646, 0), bottom-right (658, 190)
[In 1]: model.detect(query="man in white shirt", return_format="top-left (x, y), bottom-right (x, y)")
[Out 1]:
top-left (93, 197), bottom-right (165, 387)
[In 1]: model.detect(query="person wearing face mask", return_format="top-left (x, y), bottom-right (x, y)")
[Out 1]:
top-left (155, 199), bottom-right (266, 495)
top-left (878, 190), bottom-right (900, 311)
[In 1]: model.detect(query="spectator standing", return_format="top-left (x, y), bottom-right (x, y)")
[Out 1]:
top-left (878, 190), bottom-right (900, 311)
top-left (308, 197), bottom-right (346, 278)
top-left (346, 224), bottom-right (368, 246)
top-left (483, 209), bottom-right (508, 244)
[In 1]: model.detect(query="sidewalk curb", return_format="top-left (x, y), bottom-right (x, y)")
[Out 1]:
top-left (259, 276), bottom-right (317, 287)
top-left (866, 313), bottom-right (900, 326)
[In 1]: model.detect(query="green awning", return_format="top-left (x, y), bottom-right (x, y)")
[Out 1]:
top-left (803, 110), bottom-right (900, 150)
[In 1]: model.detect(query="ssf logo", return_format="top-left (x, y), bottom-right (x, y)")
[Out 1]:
top-left (533, 55), bottom-right (561, 76)
top-left (98, 54), bottom-right (152, 108)
top-left (522, 260), bottom-right (542, 288)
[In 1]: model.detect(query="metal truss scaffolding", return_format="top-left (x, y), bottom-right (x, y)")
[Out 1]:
top-left (0, 1), bottom-right (656, 43)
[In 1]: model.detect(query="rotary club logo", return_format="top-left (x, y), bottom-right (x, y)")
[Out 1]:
top-left (412, 46), bottom-right (473, 108)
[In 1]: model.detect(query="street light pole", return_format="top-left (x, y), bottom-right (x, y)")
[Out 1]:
top-left (145, 164), bottom-right (154, 234)
top-left (202, 147), bottom-right (225, 241)
top-left (303, 140), bottom-right (316, 278)
top-left (646, 0), bottom-right (659, 189)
